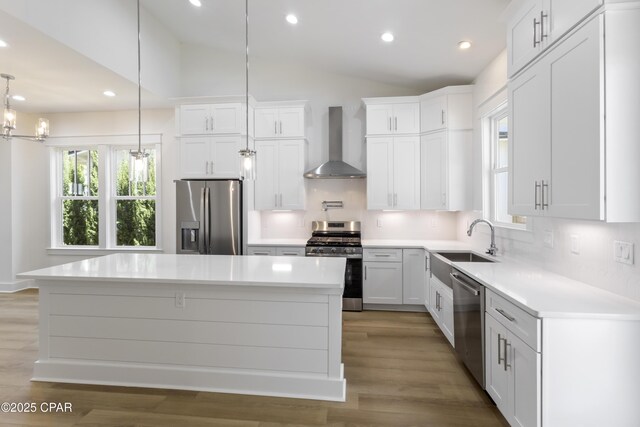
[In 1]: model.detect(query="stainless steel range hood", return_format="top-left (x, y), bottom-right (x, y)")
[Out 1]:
top-left (304, 106), bottom-right (366, 179)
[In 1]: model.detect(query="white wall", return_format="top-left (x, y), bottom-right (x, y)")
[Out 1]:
top-left (463, 50), bottom-right (640, 302)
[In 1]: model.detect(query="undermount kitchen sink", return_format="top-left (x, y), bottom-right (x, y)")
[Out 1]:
top-left (434, 251), bottom-right (496, 263)
top-left (430, 251), bottom-right (495, 289)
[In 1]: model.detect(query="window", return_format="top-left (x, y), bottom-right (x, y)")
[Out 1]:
top-left (486, 104), bottom-right (526, 229)
top-left (53, 143), bottom-right (161, 250)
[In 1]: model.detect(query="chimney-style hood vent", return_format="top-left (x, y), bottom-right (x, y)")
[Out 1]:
top-left (304, 106), bottom-right (366, 179)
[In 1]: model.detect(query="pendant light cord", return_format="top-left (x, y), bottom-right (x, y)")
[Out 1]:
top-left (137, 0), bottom-right (142, 155)
top-left (245, 0), bottom-right (249, 152)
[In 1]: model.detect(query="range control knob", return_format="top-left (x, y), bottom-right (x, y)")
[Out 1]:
top-left (330, 247), bottom-right (337, 254)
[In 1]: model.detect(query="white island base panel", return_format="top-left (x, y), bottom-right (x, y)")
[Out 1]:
top-left (33, 280), bottom-right (346, 402)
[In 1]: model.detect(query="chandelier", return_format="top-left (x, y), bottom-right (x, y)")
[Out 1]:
top-left (2, 73), bottom-right (49, 142)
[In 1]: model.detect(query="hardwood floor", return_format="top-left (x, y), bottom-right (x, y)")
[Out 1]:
top-left (0, 289), bottom-right (508, 426)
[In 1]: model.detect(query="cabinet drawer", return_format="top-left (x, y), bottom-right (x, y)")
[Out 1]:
top-left (363, 248), bottom-right (403, 262)
top-left (486, 290), bottom-right (540, 351)
top-left (247, 247), bottom-right (276, 256)
top-left (275, 247), bottom-right (305, 256)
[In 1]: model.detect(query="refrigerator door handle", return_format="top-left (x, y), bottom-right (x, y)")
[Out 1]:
top-left (198, 187), bottom-right (205, 254)
top-left (204, 186), bottom-right (211, 254)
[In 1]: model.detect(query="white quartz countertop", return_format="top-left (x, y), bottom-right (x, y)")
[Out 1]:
top-left (19, 254), bottom-right (346, 292)
top-left (452, 259), bottom-right (640, 320)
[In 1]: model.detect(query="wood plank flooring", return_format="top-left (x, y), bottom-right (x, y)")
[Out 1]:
top-left (0, 289), bottom-right (508, 426)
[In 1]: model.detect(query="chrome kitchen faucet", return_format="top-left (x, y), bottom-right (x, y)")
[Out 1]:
top-left (467, 219), bottom-right (498, 256)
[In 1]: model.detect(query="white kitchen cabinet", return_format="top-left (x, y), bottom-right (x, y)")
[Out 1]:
top-left (402, 249), bottom-right (425, 305)
top-left (254, 104), bottom-right (306, 139)
top-left (420, 131), bottom-right (471, 211)
top-left (180, 135), bottom-right (241, 179)
top-left (507, 0), bottom-right (603, 77)
top-left (486, 305), bottom-right (541, 427)
top-left (180, 103), bottom-right (243, 135)
top-left (366, 136), bottom-right (420, 210)
top-left (363, 261), bottom-right (403, 305)
top-left (428, 276), bottom-right (454, 347)
top-left (363, 98), bottom-right (420, 136)
top-left (509, 10), bottom-right (640, 221)
top-left (247, 246), bottom-right (277, 256)
top-left (254, 139), bottom-right (306, 210)
top-left (420, 87), bottom-right (472, 134)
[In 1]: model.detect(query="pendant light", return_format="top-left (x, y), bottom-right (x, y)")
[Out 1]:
top-left (2, 73), bottom-right (49, 142)
top-left (129, 0), bottom-right (149, 183)
top-left (238, 0), bottom-right (256, 181)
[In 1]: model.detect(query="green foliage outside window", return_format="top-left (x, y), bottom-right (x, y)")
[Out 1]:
top-left (62, 150), bottom-right (99, 245)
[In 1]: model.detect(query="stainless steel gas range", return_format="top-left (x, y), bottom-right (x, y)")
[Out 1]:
top-left (305, 221), bottom-right (363, 311)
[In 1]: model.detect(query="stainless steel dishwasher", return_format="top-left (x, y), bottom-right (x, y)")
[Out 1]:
top-left (450, 268), bottom-right (485, 388)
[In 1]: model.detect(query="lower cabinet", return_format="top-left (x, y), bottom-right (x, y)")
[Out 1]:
top-left (485, 291), bottom-right (541, 427)
top-left (363, 248), bottom-right (426, 309)
top-left (424, 252), bottom-right (431, 309)
top-left (247, 246), bottom-right (305, 256)
top-left (428, 276), bottom-right (454, 346)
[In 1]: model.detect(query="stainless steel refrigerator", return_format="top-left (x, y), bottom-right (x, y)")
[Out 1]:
top-left (176, 180), bottom-right (243, 255)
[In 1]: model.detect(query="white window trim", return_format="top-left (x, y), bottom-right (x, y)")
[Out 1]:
top-left (479, 88), bottom-right (530, 235)
top-left (48, 136), bottom-right (162, 253)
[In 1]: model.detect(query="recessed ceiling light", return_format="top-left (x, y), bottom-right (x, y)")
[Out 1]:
top-left (189, 0), bottom-right (202, 7)
top-left (381, 32), bottom-right (394, 43)
top-left (11, 95), bottom-right (25, 101)
top-left (103, 90), bottom-right (116, 97)
top-left (286, 14), bottom-right (298, 25)
top-left (458, 40), bottom-right (472, 50)
top-left (0, 39), bottom-right (7, 48)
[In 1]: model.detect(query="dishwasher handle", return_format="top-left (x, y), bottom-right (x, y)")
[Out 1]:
top-left (450, 272), bottom-right (480, 296)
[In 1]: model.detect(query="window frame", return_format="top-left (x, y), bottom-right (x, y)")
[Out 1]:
top-left (480, 93), bottom-right (528, 232)
top-left (48, 136), bottom-right (162, 253)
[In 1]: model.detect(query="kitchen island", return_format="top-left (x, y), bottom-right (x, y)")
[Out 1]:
top-left (19, 254), bottom-right (347, 401)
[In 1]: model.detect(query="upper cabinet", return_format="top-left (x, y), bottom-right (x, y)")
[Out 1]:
top-left (419, 86), bottom-right (473, 211)
top-left (179, 103), bottom-right (244, 135)
top-left (507, 0), bottom-right (604, 77)
top-left (509, 8), bottom-right (640, 222)
top-left (254, 102), bottom-right (307, 139)
top-left (254, 139), bottom-right (307, 210)
top-left (362, 98), bottom-right (420, 136)
top-left (180, 135), bottom-right (242, 179)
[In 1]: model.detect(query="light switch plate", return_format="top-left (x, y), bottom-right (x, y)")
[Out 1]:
top-left (614, 241), bottom-right (634, 265)
top-left (570, 234), bottom-right (580, 255)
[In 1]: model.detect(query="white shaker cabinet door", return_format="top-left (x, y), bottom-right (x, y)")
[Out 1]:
top-left (547, 15), bottom-right (603, 220)
top-left (509, 333), bottom-right (541, 427)
top-left (278, 140), bottom-right (306, 210)
top-left (180, 104), bottom-right (210, 135)
top-left (180, 137), bottom-right (210, 178)
top-left (420, 95), bottom-right (447, 133)
top-left (209, 137), bottom-right (240, 178)
top-left (546, 0), bottom-right (603, 45)
top-left (508, 0), bottom-right (544, 77)
top-left (363, 262), bottom-right (403, 304)
top-left (254, 140), bottom-right (278, 209)
top-left (366, 137), bottom-right (393, 209)
top-left (366, 104), bottom-right (394, 135)
top-left (485, 314), bottom-right (509, 415)
top-left (402, 249), bottom-right (425, 305)
top-left (420, 132), bottom-right (446, 210)
top-left (393, 137), bottom-right (420, 210)
top-left (211, 104), bottom-right (242, 134)
top-left (278, 108), bottom-right (305, 138)
top-left (509, 60), bottom-right (550, 217)
top-left (254, 108), bottom-right (279, 138)
top-left (392, 103), bottom-right (420, 134)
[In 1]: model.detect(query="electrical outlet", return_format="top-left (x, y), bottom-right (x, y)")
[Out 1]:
top-left (614, 241), bottom-right (634, 265)
top-left (175, 292), bottom-right (186, 308)
top-left (570, 234), bottom-right (580, 255)
top-left (543, 230), bottom-right (554, 248)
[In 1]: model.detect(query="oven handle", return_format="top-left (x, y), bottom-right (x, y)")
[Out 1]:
top-left (450, 272), bottom-right (480, 296)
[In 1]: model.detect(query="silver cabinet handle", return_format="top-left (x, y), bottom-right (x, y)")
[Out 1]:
top-left (204, 117), bottom-right (208, 131)
top-left (498, 334), bottom-right (504, 366)
top-left (441, 110), bottom-right (445, 125)
top-left (540, 11), bottom-right (548, 41)
top-left (504, 340), bottom-right (512, 371)
top-left (496, 308), bottom-right (516, 322)
top-left (281, 252), bottom-right (299, 256)
top-left (279, 121), bottom-right (283, 134)
top-left (441, 192), bottom-right (446, 207)
top-left (388, 117), bottom-right (392, 131)
top-left (533, 17), bottom-right (540, 47)
top-left (279, 193), bottom-right (282, 207)
top-left (541, 180), bottom-right (549, 209)
top-left (374, 254), bottom-right (391, 257)
top-left (394, 116), bottom-right (398, 131)
top-left (364, 265), bottom-right (367, 280)
top-left (274, 121), bottom-right (277, 135)
top-left (534, 181), bottom-right (541, 209)
top-left (210, 115), bottom-right (215, 131)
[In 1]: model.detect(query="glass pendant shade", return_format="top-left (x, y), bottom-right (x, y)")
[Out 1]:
top-left (36, 118), bottom-right (49, 140)
top-left (129, 150), bottom-right (149, 183)
top-left (239, 148), bottom-right (256, 181)
top-left (3, 107), bottom-right (15, 132)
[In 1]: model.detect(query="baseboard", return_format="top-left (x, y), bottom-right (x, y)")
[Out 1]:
top-left (363, 303), bottom-right (428, 313)
top-left (32, 359), bottom-right (346, 402)
top-left (0, 279), bottom-right (36, 293)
